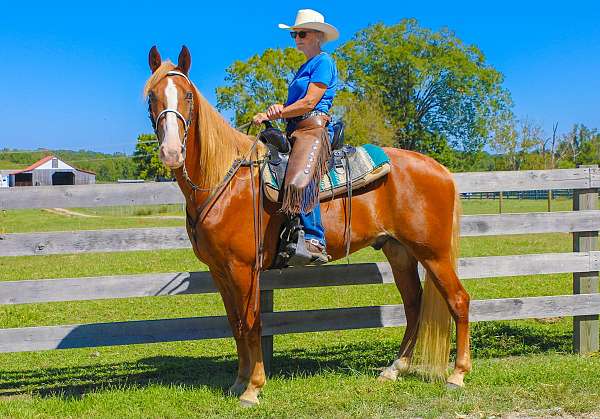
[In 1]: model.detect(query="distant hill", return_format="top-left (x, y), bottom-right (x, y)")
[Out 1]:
top-left (0, 149), bottom-right (137, 182)
top-left (0, 160), bottom-right (23, 170)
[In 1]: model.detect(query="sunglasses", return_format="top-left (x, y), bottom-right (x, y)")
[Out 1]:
top-left (290, 30), bottom-right (315, 39)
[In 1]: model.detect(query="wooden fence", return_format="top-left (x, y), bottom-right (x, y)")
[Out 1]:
top-left (1, 167), bottom-right (599, 371)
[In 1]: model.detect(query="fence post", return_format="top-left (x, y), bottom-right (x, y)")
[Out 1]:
top-left (260, 289), bottom-right (274, 375)
top-left (573, 165), bottom-right (599, 354)
top-left (499, 191), bottom-right (503, 213)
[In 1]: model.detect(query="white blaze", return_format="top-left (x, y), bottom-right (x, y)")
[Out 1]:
top-left (159, 78), bottom-right (184, 167)
top-left (163, 78), bottom-right (180, 141)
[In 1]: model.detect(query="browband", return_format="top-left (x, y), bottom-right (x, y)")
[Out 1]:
top-left (166, 70), bottom-right (191, 85)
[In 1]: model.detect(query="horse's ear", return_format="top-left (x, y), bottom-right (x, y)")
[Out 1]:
top-left (178, 45), bottom-right (191, 75)
top-left (149, 46), bottom-right (162, 73)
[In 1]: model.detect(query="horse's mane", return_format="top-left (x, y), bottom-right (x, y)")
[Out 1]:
top-left (144, 61), bottom-right (265, 188)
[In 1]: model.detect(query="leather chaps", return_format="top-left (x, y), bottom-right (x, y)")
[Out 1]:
top-left (281, 115), bottom-right (332, 215)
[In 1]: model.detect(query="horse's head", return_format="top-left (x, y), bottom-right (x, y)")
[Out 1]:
top-left (146, 45), bottom-right (194, 169)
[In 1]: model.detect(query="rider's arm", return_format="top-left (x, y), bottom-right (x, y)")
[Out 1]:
top-left (279, 82), bottom-right (327, 118)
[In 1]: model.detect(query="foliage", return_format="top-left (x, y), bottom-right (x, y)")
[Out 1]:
top-left (332, 90), bottom-right (396, 147)
top-left (556, 124), bottom-right (600, 167)
top-left (216, 47), bottom-right (305, 132)
top-left (132, 134), bottom-right (171, 180)
top-left (489, 119), bottom-right (600, 171)
top-left (336, 19), bottom-right (511, 159)
top-left (490, 115), bottom-right (546, 170)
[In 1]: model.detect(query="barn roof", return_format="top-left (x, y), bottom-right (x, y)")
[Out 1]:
top-left (11, 155), bottom-right (54, 174)
top-left (10, 155), bottom-right (96, 176)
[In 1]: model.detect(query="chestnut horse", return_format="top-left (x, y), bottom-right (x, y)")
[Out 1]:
top-left (144, 46), bottom-right (470, 406)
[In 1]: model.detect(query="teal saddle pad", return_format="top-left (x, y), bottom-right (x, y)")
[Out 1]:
top-left (263, 144), bottom-right (391, 201)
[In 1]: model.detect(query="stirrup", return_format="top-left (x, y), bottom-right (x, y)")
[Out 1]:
top-left (287, 234), bottom-right (329, 266)
top-left (273, 217), bottom-right (329, 268)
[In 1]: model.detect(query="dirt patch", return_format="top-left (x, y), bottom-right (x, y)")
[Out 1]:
top-left (43, 208), bottom-right (99, 218)
top-left (42, 208), bottom-right (184, 220)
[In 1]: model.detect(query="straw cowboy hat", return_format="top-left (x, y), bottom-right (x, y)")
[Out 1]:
top-left (278, 9), bottom-right (339, 43)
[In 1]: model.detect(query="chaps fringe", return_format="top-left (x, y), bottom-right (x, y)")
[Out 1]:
top-left (281, 128), bottom-right (331, 215)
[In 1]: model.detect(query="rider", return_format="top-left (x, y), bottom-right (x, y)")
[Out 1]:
top-left (253, 9), bottom-right (339, 263)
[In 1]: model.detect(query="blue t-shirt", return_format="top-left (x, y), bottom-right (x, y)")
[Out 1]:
top-left (285, 52), bottom-right (338, 117)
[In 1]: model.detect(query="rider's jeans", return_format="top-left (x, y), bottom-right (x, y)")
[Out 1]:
top-left (300, 204), bottom-right (325, 247)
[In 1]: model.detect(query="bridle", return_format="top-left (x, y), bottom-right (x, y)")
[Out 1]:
top-left (147, 70), bottom-right (197, 190)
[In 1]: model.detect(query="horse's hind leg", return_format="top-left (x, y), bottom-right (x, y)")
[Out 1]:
top-left (378, 239), bottom-right (422, 382)
top-left (424, 257), bottom-right (471, 387)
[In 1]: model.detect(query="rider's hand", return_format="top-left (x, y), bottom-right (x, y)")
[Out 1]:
top-left (266, 104), bottom-right (284, 120)
top-left (252, 112), bottom-right (269, 125)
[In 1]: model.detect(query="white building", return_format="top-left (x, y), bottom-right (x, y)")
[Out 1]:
top-left (3, 156), bottom-right (96, 187)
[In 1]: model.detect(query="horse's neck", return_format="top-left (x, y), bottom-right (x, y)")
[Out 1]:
top-left (177, 111), bottom-right (259, 204)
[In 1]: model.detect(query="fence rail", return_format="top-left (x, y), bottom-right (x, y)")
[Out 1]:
top-left (0, 167), bottom-right (598, 360)
top-left (2, 167), bottom-right (600, 210)
top-left (3, 211), bottom-right (600, 257)
top-left (1, 294), bottom-right (599, 354)
top-left (0, 254), bottom-right (599, 305)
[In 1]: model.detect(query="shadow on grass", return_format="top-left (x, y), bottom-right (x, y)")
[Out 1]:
top-left (469, 321), bottom-right (571, 358)
top-left (0, 320), bottom-right (572, 399)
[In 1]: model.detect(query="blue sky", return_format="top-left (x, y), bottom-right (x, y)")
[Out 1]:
top-left (1, 1), bottom-right (599, 154)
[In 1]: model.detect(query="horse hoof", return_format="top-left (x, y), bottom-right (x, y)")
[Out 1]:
top-left (446, 373), bottom-right (465, 389)
top-left (228, 382), bottom-right (246, 397)
top-left (239, 395), bottom-right (259, 408)
top-left (377, 369), bottom-right (398, 382)
top-left (446, 382), bottom-right (462, 390)
top-left (446, 383), bottom-right (464, 391)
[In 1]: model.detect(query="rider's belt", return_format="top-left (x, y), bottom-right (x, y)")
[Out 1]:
top-left (281, 115), bottom-right (332, 215)
top-left (286, 110), bottom-right (330, 124)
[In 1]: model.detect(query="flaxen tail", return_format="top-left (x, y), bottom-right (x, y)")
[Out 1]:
top-left (409, 184), bottom-right (461, 381)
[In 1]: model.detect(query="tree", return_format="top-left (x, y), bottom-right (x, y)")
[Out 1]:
top-left (491, 116), bottom-right (547, 170)
top-left (336, 19), bottom-right (512, 158)
top-left (132, 134), bottom-right (171, 180)
top-left (332, 90), bottom-right (396, 146)
top-left (216, 47), bottom-right (305, 131)
top-left (556, 124), bottom-right (600, 167)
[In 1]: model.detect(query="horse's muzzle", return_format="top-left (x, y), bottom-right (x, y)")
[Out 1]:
top-left (160, 147), bottom-right (184, 169)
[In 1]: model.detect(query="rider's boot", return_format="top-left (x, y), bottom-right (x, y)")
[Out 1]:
top-left (284, 226), bottom-right (329, 266)
top-left (304, 238), bottom-right (329, 265)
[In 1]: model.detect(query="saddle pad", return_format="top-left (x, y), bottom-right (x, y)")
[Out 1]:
top-left (263, 144), bottom-right (391, 203)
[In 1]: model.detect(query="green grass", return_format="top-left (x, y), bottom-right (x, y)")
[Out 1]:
top-left (0, 199), bottom-right (598, 417)
top-left (462, 196), bottom-right (574, 213)
top-left (0, 208), bottom-right (184, 234)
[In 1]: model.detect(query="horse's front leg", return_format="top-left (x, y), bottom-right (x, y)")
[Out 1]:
top-left (216, 265), bottom-right (266, 406)
top-left (210, 268), bottom-right (252, 398)
top-left (228, 335), bottom-right (250, 396)
top-left (238, 311), bottom-right (265, 407)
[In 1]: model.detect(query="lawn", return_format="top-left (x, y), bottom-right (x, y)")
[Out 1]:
top-left (0, 199), bottom-right (598, 417)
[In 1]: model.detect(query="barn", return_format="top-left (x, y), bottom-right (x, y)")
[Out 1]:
top-left (3, 156), bottom-right (96, 187)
